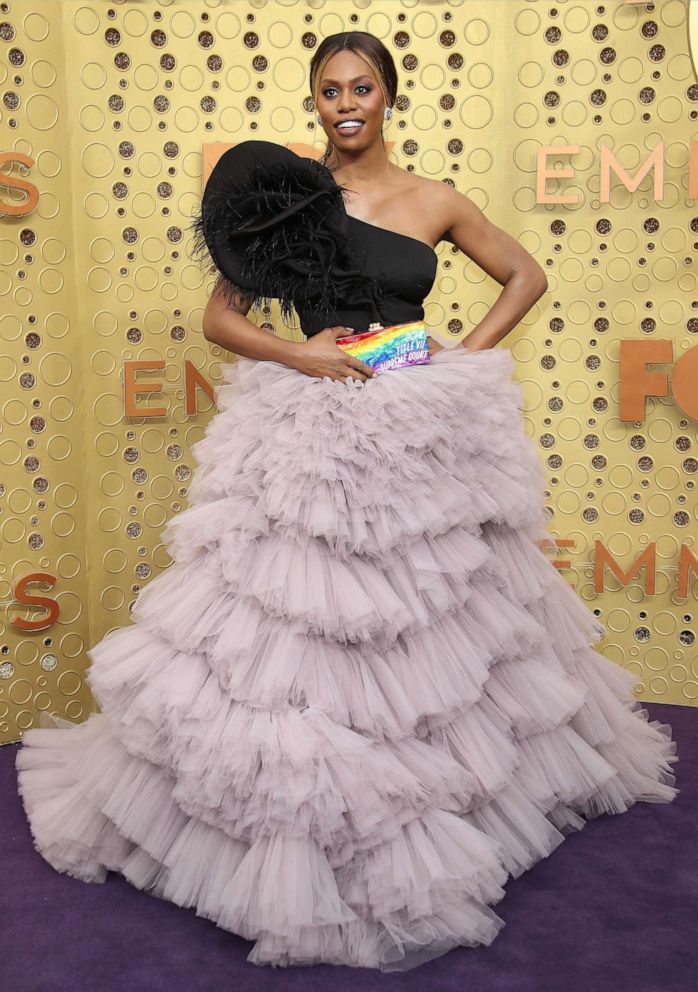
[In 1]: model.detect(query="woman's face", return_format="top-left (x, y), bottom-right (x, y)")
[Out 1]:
top-left (315, 49), bottom-right (386, 151)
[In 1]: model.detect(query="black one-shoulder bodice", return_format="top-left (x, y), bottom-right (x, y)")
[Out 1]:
top-left (294, 176), bottom-right (439, 337)
top-left (192, 141), bottom-right (440, 335)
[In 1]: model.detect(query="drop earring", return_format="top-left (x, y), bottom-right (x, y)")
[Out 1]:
top-left (384, 107), bottom-right (393, 121)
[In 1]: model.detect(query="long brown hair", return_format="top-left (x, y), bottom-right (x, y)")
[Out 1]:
top-left (309, 31), bottom-right (398, 168)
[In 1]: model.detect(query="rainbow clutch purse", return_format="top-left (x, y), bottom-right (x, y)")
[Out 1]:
top-left (335, 320), bottom-right (431, 374)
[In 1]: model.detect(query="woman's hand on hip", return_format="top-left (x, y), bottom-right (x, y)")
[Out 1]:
top-left (292, 327), bottom-right (376, 383)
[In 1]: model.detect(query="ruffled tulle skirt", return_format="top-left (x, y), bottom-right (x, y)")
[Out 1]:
top-left (15, 344), bottom-right (679, 971)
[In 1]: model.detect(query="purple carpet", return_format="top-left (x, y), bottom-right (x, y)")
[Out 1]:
top-left (2, 700), bottom-right (694, 992)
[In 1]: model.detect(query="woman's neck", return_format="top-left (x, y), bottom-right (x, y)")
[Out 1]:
top-left (327, 147), bottom-right (394, 186)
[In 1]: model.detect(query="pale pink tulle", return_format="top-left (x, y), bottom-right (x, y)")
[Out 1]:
top-left (15, 344), bottom-right (679, 972)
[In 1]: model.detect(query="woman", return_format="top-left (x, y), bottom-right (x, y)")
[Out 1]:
top-left (16, 31), bottom-right (678, 973)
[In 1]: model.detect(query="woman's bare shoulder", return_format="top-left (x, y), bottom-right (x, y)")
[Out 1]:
top-left (394, 169), bottom-right (461, 244)
top-left (413, 172), bottom-right (464, 211)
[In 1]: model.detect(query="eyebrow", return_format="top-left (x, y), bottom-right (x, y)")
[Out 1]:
top-left (320, 74), bottom-right (372, 85)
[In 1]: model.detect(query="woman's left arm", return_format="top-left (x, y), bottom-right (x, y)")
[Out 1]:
top-left (436, 184), bottom-right (549, 352)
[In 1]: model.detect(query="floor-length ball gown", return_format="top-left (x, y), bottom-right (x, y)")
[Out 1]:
top-left (16, 149), bottom-right (678, 972)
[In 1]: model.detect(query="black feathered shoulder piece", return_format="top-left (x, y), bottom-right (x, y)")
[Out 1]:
top-left (189, 140), bottom-right (386, 327)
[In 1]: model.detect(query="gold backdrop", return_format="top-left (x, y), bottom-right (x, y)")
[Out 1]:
top-left (1, 0), bottom-right (697, 746)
